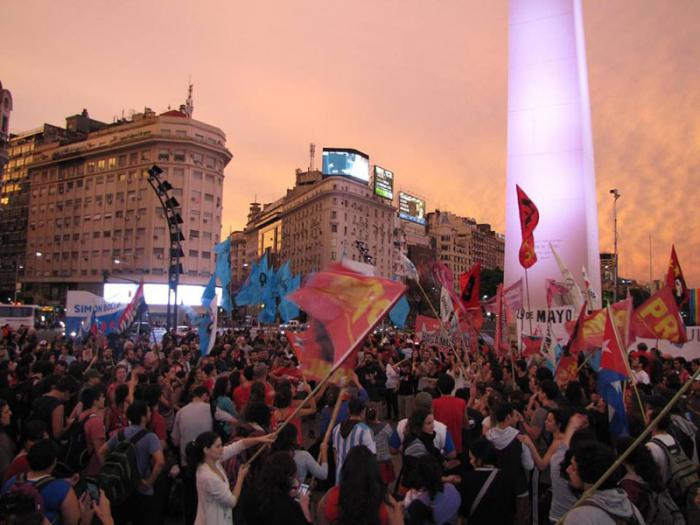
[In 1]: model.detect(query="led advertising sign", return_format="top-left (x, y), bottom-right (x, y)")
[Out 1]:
top-left (373, 165), bottom-right (394, 200)
top-left (398, 192), bottom-right (426, 225)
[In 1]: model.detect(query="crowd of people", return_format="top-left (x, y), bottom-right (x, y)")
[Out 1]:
top-left (0, 323), bottom-right (699, 525)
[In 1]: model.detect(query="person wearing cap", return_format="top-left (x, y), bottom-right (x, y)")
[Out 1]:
top-left (388, 391), bottom-right (457, 459)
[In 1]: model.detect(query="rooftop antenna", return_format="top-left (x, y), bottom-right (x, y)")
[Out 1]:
top-left (309, 143), bottom-right (316, 171)
top-left (185, 78), bottom-right (194, 118)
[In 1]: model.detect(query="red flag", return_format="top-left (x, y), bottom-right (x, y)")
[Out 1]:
top-left (415, 314), bottom-right (441, 334)
top-left (601, 308), bottom-right (628, 377)
top-left (495, 284), bottom-right (510, 354)
top-left (631, 286), bottom-right (687, 343)
top-left (288, 267), bottom-right (406, 377)
top-left (564, 297), bottom-right (634, 352)
top-left (565, 304), bottom-right (588, 355)
top-left (459, 264), bottom-right (481, 310)
top-left (522, 332), bottom-right (543, 358)
top-left (545, 279), bottom-right (570, 308)
top-left (666, 245), bottom-right (689, 307)
top-left (503, 279), bottom-right (524, 315)
top-left (516, 185), bottom-right (539, 269)
top-left (286, 322), bottom-right (354, 381)
top-left (555, 354), bottom-right (578, 383)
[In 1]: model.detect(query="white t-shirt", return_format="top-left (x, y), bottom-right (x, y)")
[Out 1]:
top-left (633, 369), bottom-right (650, 385)
top-left (386, 364), bottom-right (400, 390)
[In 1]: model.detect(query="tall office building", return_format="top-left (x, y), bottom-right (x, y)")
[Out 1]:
top-left (20, 104), bottom-right (232, 304)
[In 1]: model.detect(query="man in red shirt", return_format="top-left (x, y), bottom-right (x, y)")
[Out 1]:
top-left (432, 373), bottom-right (467, 453)
top-left (233, 363), bottom-right (274, 412)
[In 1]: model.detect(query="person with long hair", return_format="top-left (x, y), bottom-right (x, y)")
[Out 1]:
top-left (402, 455), bottom-right (460, 525)
top-left (187, 430), bottom-right (273, 525)
top-left (211, 375), bottom-right (239, 438)
top-left (242, 451), bottom-right (313, 525)
top-left (271, 424), bottom-right (328, 482)
top-left (615, 437), bottom-right (684, 523)
top-left (321, 445), bottom-right (403, 525)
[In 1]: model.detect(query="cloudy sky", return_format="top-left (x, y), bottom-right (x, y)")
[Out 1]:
top-left (3, 0), bottom-right (698, 284)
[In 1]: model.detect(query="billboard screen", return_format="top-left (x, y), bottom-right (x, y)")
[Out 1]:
top-left (373, 165), bottom-right (394, 200)
top-left (322, 148), bottom-right (370, 182)
top-left (398, 192), bottom-right (426, 225)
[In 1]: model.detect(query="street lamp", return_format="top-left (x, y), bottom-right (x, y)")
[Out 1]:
top-left (610, 189), bottom-right (621, 302)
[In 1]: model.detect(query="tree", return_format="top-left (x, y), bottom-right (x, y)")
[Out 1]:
top-left (480, 267), bottom-right (503, 299)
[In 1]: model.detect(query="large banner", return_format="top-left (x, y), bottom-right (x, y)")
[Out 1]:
top-left (66, 291), bottom-right (124, 336)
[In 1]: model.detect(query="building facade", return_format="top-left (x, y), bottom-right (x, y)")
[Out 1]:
top-left (21, 107), bottom-right (232, 305)
top-left (244, 169), bottom-right (397, 278)
top-left (229, 230), bottom-right (248, 290)
top-left (0, 80), bottom-right (12, 172)
top-left (0, 123), bottom-right (79, 302)
top-left (427, 210), bottom-right (504, 279)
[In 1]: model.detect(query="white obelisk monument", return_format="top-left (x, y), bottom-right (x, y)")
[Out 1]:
top-left (504, 0), bottom-right (602, 330)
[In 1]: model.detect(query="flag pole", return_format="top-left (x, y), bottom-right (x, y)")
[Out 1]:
top-left (524, 268), bottom-right (534, 334)
top-left (244, 287), bottom-right (407, 467)
top-left (555, 363), bottom-right (700, 525)
top-left (415, 280), bottom-right (471, 379)
top-left (607, 305), bottom-right (648, 426)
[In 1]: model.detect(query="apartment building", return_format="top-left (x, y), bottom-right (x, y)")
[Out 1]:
top-left (21, 106), bottom-right (232, 304)
top-left (427, 210), bottom-right (504, 279)
top-left (244, 169), bottom-right (397, 278)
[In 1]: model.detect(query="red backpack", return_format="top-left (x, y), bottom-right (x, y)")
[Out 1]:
top-left (0, 473), bottom-right (56, 523)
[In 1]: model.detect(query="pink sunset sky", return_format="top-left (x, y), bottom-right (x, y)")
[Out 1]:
top-left (2, 0), bottom-right (698, 284)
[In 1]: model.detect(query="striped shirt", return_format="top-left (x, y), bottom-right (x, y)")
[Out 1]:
top-left (332, 421), bottom-right (376, 485)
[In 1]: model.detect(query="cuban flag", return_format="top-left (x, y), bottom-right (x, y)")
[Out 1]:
top-left (117, 281), bottom-right (147, 333)
top-left (598, 308), bottom-right (630, 436)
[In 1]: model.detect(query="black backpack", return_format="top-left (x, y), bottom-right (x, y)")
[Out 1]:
top-left (61, 413), bottom-right (98, 473)
top-left (493, 436), bottom-right (528, 496)
top-left (98, 429), bottom-right (148, 505)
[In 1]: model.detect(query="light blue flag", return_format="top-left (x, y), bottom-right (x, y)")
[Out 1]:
top-left (235, 260), bottom-right (259, 306)
top-left (279, 273), bottom-right (301, 322)
top-left (214, 239), bottom-right (233, 313)
top-left (589, 347), bottom-right (602, 372)
top-left (198, 276), bottom-right (218, 355)
top-left (389, 295), bottom-right (410, 328)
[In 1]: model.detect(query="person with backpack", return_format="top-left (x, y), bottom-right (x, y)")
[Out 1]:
top-left (646, 405), bottom-right (700, 523)
top-left (75, 386), bottom-right (106, 476)
top-left (616, 437), bottom-right (685, 525)
top-left (485, 402), bottom-right (533, 525)
top-left (29, 376), bottom-right (78, 441)
top-left (97, 400), bottom-right (164, 525)
top-left (562, 442), bottom-right (645, 524)
top-left (1, 438), bottom-right (81, 525)
top-left (460, 438), bottom-right (516, 525)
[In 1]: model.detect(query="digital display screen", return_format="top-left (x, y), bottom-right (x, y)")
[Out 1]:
top-left (322, 148), bottom-right (370, 182)
top-left (373, 165), bottom-right (394, 200)
top-left (398, 192), bottom-right (426, 225)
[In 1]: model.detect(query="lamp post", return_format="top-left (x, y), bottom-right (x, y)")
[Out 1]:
top-left (146, 165), bottom-right (184, 332)
top-left (13, 255), bottom-right (23, 303)
top-left (610, 189), bottom-right (620, 302)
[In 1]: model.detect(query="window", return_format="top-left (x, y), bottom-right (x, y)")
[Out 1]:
top-left (92, 231), bottom-right (100, 238)
top-left (141, 150), bottom-right (151, 161)
top-left (115, 210), bottom-right (124, 218)
top-left (97, 160), bottom-right (106, 171)
top-left (175, 130), bottom-right (186, 137)
top-left (173, 150), bottom-right (185, 162)
top-left (189, 250), bottom-right (199, 258)
top-left (108, 157), bottom-right (117, 169)
top-left (158, 150), bottom-right (169, 161)
top-left (205, 174), bottom-right (215, 184)
top-left (201, 251), bottom-right (211, 260)
top-left (331, 224), bottom-right (337, 233)
top-left (106, 174), bottom-right (115, 183)
top-left (193, 171), bottom-right (202, 180)
top-left (191, 191), bottom-right (201, 204)
top-left (204, 193), bottom-right (213, 202)
top-left (190, 229), bottom-right (199, 239)
top-left (129, 152), bottom-right (138, 165)
top-left (118, 155), bottom-right (127, 167)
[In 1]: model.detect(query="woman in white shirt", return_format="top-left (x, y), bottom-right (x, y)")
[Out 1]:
top-left (187, 431), bottom-right (273, 525)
